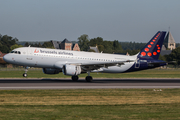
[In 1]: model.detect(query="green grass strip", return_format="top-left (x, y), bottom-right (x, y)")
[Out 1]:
top-left (0, 89), bottom-right (180, 119)
top-left (0, 69), bottom-right (180, 78)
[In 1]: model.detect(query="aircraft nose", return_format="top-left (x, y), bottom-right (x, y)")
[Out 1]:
top-left (3, 54), bottom-right (11, 63)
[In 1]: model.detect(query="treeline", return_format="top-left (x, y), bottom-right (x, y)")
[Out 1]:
top-left (0, 34), bottom-right (163, 55)
top-left (78, 34), bottom-right (144, 55)
top-left (120, 42), bottom-right (146, 50)
top-left (19, 34), bottom-right (144, 55)
top-left (0, 34), bottom-right (19, 53)
top-left (23, 42), bottom-right (54, 48)
top-left (0, 34), bottom-right (54, 53)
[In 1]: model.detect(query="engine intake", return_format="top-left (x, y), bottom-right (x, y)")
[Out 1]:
top-left (62, 65), bottom-right (81, 76)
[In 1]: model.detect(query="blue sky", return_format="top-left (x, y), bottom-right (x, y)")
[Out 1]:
top-left (0, 0), bottom-right (180, 42)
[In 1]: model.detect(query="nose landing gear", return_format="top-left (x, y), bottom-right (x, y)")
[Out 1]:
top-left (23, 67), bottom-right (29, 77)
top-left (23, 73), bottom-right (27, 77)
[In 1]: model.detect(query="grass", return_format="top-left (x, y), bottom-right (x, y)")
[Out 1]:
top-left (0, 68), bottom-right (180, 78)
top-left (0, 89), bottom-right (180, 119)
top-left (0, 69), bottom-right (180, 119)
top-left (1, 104), bottom-right (180, 120)
top-left (0, 89), bottom-right (180, 105)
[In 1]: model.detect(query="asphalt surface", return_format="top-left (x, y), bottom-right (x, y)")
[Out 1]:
top-left (0, 78), bottom-right (180, 89)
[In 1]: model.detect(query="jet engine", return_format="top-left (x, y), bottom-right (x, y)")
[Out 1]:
top-left (62, 64), bottom-right (81, 76)
top-left (42, 68), bottom-right (60, 74)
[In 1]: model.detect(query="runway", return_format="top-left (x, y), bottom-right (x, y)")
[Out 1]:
top-left (0, 78), bottom-right (180, 89)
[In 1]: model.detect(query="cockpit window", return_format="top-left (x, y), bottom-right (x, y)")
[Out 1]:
top-left (10, 51), bottom-right (21, 54)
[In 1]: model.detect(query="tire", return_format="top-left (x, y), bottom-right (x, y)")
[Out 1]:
top-left (23, 73), bottom-right (27, 77)
top-left (72, 76), bottom-right (79, 81)
top-left (86, 76), bottom-right (93, 82)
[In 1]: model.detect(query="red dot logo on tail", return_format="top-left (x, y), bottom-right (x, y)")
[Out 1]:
top-left (148, 45), bottom-right (152, 48)
top-left (145, 48), bottom-right (149, 52)
top-left (141, 52), bottom-right (146, 56)
top-left (147, 52), bottom-right (152, 56)
top-left (153, 52), bottom-right (157, 55)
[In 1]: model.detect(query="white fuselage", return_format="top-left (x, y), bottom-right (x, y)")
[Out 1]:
top-left (4, 47), bottom-right (137, 73)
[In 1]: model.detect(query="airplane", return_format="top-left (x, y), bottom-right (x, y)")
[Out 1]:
top-left (3, 31), bottom-right (167, 82)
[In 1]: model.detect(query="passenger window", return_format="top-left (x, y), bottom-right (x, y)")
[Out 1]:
top-left (18, 51), bottom-right (21, 54)
top-left (15, 51), bottom-right (17, 54)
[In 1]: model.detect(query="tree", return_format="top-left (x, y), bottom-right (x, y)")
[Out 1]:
top-left (98, 45), bottom-right (104, 52)
top-left (78, 34), bottom-right (90, 51)
top-left (0, 34), bottom-right (19, 53)
top-left (0, 45), bottom-right (9, 53)
top-left (102, 41), bottom-right (113, 53)
top-left (89, 37), bottom-right (103, 46)
top-left (120, 42), bottom-right (146, 50)
top-left (24, 42), bottom-right (29, 47)
top-left (131, 49), bottom-right (140, 55)
top-left (88, 49), bottom-right (96, 52)
top-left (166, 47), bottom-right (180, 65)
top-left (159, 54), bottom-right (166, 61)
top-left (37, 43), bottom-right (42, 47)
top-left (10, 44), bottom-right (23, 52)
top-left (42, 41), bottom-right (54, 48)
top-left (113, 40), bottom-right (123, 53)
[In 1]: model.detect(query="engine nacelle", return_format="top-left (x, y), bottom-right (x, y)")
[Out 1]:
top-left (62, 65), bottom-right (81, 76)
top-left (42, 68), bottom-right (60, 74)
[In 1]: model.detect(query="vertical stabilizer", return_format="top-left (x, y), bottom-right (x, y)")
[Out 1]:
top-left (138, 31), bottom-right (166, 60)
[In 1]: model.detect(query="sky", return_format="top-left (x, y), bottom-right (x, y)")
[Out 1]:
top-left (0, 0), bottom-right (180, 43)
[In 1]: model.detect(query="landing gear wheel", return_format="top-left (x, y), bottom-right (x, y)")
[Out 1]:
top-left (23, 73), bottom-right (27, 77)
top-left (86, 76), bottom-right (93, 82)
top-left (72, 76), bottom-right (79, 81)
top-left (23, 66), bottom-right (29, 77)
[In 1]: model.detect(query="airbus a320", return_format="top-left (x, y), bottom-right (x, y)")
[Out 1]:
top-left (3, 31), bottom-right (167, 82)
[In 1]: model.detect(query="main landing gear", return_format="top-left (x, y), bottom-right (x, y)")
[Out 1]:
top-left (85, 76), bottom-right (93, 82)
top-left (23, 67), bottom-right (29, 77)
top-left (86, 71), bottom-right (93, 82)
top-left (72, 76), bottom-right (79, 81)
top-left (71, 71), bottom-right (93, 82)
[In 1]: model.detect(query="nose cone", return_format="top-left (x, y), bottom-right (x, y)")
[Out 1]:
top-left (3, 54), bottom-right (11, 63)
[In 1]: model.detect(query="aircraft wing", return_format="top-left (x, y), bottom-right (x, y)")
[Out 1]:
top-left (69, 60), bottom-right (134, 71)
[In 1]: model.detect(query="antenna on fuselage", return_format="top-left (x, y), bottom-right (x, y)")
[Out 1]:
top-left (28, 45), bottom-right (31, 47)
